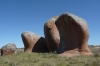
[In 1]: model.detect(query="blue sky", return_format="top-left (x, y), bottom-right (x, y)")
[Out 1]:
top-left (0, 0), bottom-right (100, 48)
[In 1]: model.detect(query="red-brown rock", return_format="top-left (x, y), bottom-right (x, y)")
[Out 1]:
top-left (55, 12), bottom-right (93, 56)
top-left (21, 31), bottom-right (49, 53)
top-left (1, 43), bottom-right (17, 56)
top-left (44, 16), bottom-right (60, 53)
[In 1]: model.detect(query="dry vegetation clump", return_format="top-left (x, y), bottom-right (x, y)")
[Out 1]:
top-left (89, 45), bottom-right (100, 54)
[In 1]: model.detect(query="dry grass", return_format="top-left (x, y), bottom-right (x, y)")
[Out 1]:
top-left (0, 46), bottom-right (100, 66)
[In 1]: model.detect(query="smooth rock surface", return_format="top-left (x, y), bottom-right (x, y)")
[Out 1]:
top-left (55, 12), bottom-right (93, 56)
top-left (1, 43), bottom-right (17, 56)
top-left (21, 31), bottom-right (49, 53)
top-left (44, 16), bottom-right (60, 53)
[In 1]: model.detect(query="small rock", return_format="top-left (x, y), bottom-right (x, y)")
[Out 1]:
top-left (1, 43), bottom-right (17, 56)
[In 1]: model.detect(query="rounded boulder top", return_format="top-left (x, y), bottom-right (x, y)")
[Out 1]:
top-left (21, 31), bottom-right (41, 37)
top-left (1, 43), bottom-right (17, 51)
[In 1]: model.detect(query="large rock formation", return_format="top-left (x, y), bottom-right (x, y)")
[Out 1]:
top-left (21, 31), bottom-right (49, 53)
top-left (1, 43), bottom-right (17, 56)
top-left (44, 16), bottom-right (60, 53)
top-left (55, 12), bottom-right (92, 57)
top-left (0, 49), bottom-right (1, 55)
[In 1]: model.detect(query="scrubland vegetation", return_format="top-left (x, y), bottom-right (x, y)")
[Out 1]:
top-left (0, 45), bottom-right (100, 66)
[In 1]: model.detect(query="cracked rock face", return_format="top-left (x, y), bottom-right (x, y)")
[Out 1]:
top-left (44, 16), bottom-right (60, 53)
top-left (55, 12), bottom-right (92, 56)
top-left (1, 43), bottom-right (17, 56)
top-left (21, 31), bottom-right (49, 53)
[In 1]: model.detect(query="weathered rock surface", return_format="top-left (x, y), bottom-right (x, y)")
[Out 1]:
top-left (1, 43), bottom-right (17, 56)
top-left (44, 16), bottom-right (60, 53)
top-left (21, 31), bottom-right (49, 53)
top-left (0, 49), bottom-right (1, 55)
top-left (55, 12), bottom-right (93, 56)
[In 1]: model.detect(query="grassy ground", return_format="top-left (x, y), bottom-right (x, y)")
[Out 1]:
top-left (0, 46), bottom-right (100, 66)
